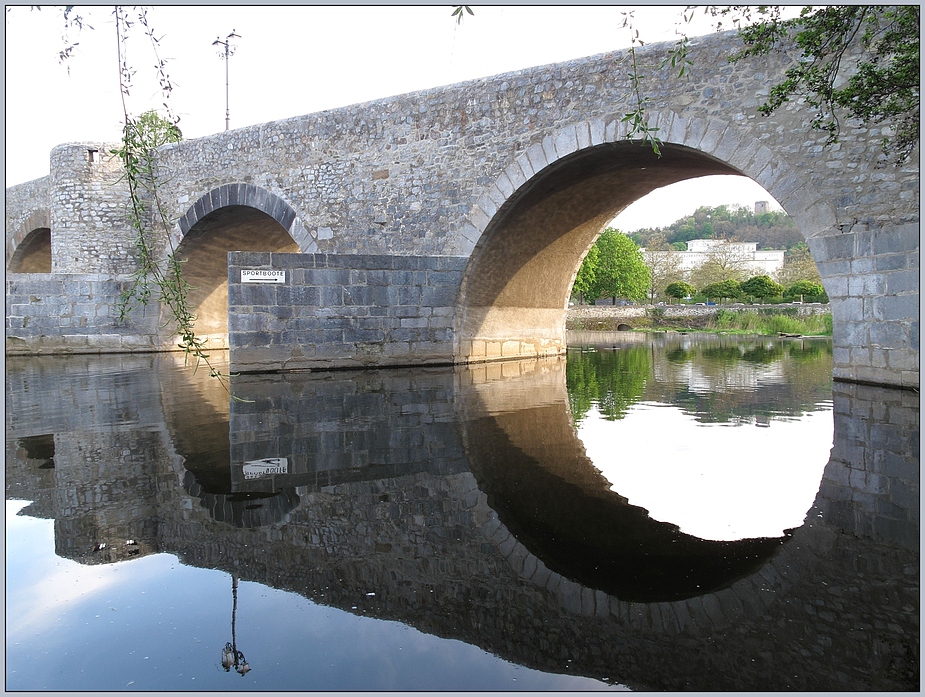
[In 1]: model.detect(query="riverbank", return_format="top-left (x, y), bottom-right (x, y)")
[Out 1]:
top-left (566, 303), bottom-right (832, 335)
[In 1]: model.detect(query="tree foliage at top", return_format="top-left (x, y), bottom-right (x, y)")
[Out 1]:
top-left (665, 280), bottom-right (696, 301)
top-left (572, 243), bottom-right (600, 304)
top-left (701, 279), bottom-right (743, 301)
top-left (784, 279), bottom-right (825, 299)
top-left (740, 274), bottom-right (784, 300)
top-left (720, 5), bottom-right (919, 163)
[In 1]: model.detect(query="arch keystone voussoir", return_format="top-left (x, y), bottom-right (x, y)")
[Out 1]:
top-left (525, 142), bottom-right (548, 173)
top-left (554, 125), bottom-right (579, 159)
top-left (589, 118), bottom-right (606, 145)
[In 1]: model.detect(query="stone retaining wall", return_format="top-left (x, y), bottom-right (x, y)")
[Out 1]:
top-left (5, 273), bottom-right (161, 354)
top-left (567, 303), bottom-right (831, 321)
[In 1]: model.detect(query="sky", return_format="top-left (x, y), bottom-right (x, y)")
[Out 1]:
top-left (579, 404), bottom-right (833, 541)
top-left (5, 5), bottom-right (783, 231)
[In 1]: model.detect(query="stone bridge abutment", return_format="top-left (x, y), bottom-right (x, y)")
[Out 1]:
top-left (6, 30), bottom-right (918, 388)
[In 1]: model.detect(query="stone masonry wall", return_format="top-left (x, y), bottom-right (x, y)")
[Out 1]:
top-left (811, 224), bottom-right (920, 388)
top-left (227, 252), bottom-right (466, 372)
top-left (5, 273), bottom-right (161, 354)
top-left (151, 31), bottom-right (916, 257)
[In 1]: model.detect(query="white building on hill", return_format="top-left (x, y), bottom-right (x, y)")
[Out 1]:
top-left (643, 239), bottom-right (786, 277)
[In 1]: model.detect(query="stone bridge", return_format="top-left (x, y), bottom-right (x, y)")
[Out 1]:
top-left (5, 29), bottom-right (918, 389)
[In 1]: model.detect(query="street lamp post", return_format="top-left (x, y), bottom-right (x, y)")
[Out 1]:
top-left (221, 575), bottom-right (250, 676)
top-left (213, 30), bottom-right (240, 131)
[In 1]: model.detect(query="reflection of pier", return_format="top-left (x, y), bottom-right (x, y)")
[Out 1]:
top-left (5, 354), bottom-right (918, 691)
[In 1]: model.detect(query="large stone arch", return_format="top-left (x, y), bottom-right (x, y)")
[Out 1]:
top-left (166, 185), bottom-right (306, 344)
top-left (7, 209), bottom-right (51, 273)
top-left (453, 111), bottom-right (839, 363)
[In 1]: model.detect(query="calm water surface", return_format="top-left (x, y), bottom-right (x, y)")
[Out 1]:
top-left (5, 333), bottom-right (919, 691)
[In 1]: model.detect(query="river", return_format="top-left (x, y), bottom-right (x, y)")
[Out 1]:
top-left (5, 333), bottom-right (918, 691)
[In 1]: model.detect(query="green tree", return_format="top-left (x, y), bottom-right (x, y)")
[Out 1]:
top-left (130, 109), bottom-right (182, 149)
top-left (784, 280), bottom-right (825, 300)
top-left (724, 5), bottom-right (919, 162)
top-left (665, 281), bottom-right (696, 303)
top-left (741, 275), bottom-right (784, 301)
top-left (701, 279), bottom-right (742, 302)
top-left (589, 228), bottom-right (650, 303)
top-left (571, 243), bottom-right (600, 304)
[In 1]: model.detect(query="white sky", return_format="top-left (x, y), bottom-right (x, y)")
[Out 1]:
top-left (579, 403), bottom-right (833, 541)
top-left (5, 5), bottom-right (783, 230)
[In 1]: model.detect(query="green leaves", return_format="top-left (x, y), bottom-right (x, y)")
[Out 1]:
top-left (729, 5), bottom-right (919, 163)
top-left (619, 9), bottom-right (666, 158)
top-left (451, 6), bottom-right (473, 25)
top-left (574, 228), bottom-right (651, 303)
top-left (665, 281), bottom-right (696, 300)
top-left (740, 274), bottom-right (784, 300)
top-left (661, 35), bottom-right (693, 78)
top-left (701, 279), bottom-right (743, 302)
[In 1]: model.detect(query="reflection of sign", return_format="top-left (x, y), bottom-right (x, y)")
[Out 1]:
top-left (243, 458), bottom-right (288, 479)
top-left (241, 269), bottom-right (286, 284)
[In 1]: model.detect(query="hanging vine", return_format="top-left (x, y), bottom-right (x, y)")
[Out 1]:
top-left (107, 6), bottom-right (235, 392)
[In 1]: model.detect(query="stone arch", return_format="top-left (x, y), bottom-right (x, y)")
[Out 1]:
top-left (172, 183), bottom-right (315, 253)
top-left (166, 185), bottom-right (308, 344)
top-left (453, 111), bottom-right (839, 363)
top-left (7, 209), bottom-right (51, 273)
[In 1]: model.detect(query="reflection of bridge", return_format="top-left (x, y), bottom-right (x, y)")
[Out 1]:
top-left (5, 352), bottom-right (917, 690)
top-left (5, 28), bottom-right (919, 389)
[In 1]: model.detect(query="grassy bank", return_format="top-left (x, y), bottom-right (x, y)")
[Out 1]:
top-left (567, 307), bottom-right (832, 336)
top-left (710, 308), bottom-right (832, 335)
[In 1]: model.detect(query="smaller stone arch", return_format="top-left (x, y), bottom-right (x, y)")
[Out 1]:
top-left (171, 183), bottom-right (316, 253)
top-left (7, 209), bottom-right (51, 273)
top-left (161, 185), bottom-right (310, 344)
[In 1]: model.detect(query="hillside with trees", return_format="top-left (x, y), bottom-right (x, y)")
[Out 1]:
top-left (628, 204), bottom-right (803, 252)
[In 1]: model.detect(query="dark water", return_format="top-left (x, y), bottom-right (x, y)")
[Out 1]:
top-left (5, 334), bottom-right (919, 691)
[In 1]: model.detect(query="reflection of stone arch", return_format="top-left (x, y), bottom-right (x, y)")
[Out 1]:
top-left (458, 357), bottom-right (792, 630)
top-left (181, 470), bottom-right (300, 529)
top-left (7, 209), bottom-right (51, 272)
top-left (453, 111), bottom-right (838, 362)
top-left (156, 353), bottom-right (300, 528)
top-left (164, 186), bottom-right (306, 342)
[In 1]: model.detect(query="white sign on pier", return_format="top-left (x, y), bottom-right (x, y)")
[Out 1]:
top-left (241, 269), bottom-right (286, 284)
